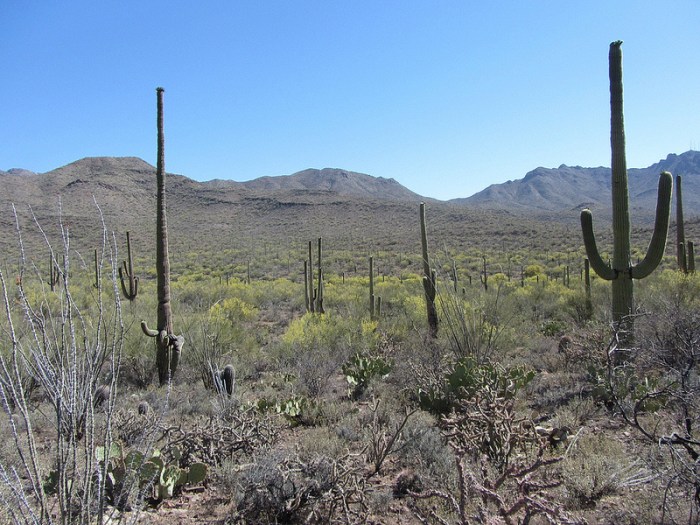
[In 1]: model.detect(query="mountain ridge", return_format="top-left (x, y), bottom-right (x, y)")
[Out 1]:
top-left (458, 150), bottom-right (700, 217)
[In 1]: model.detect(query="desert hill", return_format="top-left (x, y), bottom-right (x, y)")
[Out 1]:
top-left (0, 157), bottom-right (523, 263)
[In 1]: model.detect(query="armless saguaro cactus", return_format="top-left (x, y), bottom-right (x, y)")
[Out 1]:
top-left (307, 240), bottom-right (315, 313)
top-left (141, 87), bottom-right (184, 385)
top-left (580, 41), bottom-right (672, 334)
top-left (419, 202), bottom-right (438, 336)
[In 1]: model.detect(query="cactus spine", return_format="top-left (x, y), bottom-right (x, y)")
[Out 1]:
top-left (118, 231), bottom-right (139, 300)
top-left (419, 202), bottom-right (438, 336)
top-left (580, 41), bottom-right (672, 331)
top-left (141, 87), bottom-right (184, 386)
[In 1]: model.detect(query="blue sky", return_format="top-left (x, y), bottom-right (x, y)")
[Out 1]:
top-left (1, 2), bottom-right (698, 200)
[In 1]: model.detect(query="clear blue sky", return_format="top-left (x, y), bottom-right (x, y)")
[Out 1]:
top-left (1, 2), bottom-right (698, 200)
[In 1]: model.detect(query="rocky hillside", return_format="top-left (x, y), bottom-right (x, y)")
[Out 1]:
top-left (459, 151), bottom-right (700, 218)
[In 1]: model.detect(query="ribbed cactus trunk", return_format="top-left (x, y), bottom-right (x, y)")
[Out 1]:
top-left (580, 42), bottom-right (672, 337)
top-left (608, 41), bottom-right (634, 324)
top-left (676, 174), bottom-right (687, 272)
top-left (307, 241), bottom-right (315, 313)
top-left (315, 237), bottom-right (324, 314)
top-left (141, 87), bottom-right (184, 386)
top-left (420, 202), bottom-right (438, 337)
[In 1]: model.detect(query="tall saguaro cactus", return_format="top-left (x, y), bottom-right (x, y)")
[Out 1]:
top-left (141, 87), bottom-right (184, 385)
top-left (315, 237), bottom-right (325, 314)
top-left (420, 202), bottom-right (438, 336)
top-left (580, 41), bottom-right (672, 332)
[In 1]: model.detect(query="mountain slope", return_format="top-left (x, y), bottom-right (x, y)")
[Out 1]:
top-left (0, 157), bottom-right (432, 258)
top-left (240, 168), bottom-right (421, 201)
top-left (460, 151), bottom-right (700, 217)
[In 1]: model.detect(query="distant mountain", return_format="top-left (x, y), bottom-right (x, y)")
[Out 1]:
top-left (458, 151), bottom-right (700, 218)
top-left (0, 157), bottom-right (421, 204)
top-left (0, 157), bottom-right (431, 256)
top-left (2, 154), bottom-right (697, 266)
top-left (240, 168), bottom-right (422, 201)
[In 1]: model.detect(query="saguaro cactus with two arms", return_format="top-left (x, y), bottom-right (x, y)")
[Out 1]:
top-left (141, 87), bottom-right (184, 385)
top-left (118, 231), bottom-right (139, 300)
top-left (580, 41), bottom-right (672, 332)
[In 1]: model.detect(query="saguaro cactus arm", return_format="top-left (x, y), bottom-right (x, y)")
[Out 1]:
top-left (631, 172), bottom-right (673, 279)
top-left (580, 209), bottom-right (616, 281)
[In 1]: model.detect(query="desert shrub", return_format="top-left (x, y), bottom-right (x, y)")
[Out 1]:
top-left (415, 356), bottom-right (535, 417)
top-left (562, 432), bottom-right (653, 509)
top-left (277, 313), bottom-right (380, 399)
top-left (230, 437), bottom-right (368, 524)
top-left (396, 410), bottom-right (454, 487)
top-left (408, 366), bottom-right (581, 525)
top-left (182, 313), bottom-right (238, 390)
top-left (587, 298), bottom-right (700, 522)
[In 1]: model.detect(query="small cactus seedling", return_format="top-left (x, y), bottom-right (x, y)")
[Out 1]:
top-left (119, 231), bottom-right (139, 301)
top-left (580, 42), bottom-right (672, 334)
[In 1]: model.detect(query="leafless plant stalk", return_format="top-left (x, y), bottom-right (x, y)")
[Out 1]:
top-left (0, 201), bottom-right (124, 524)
